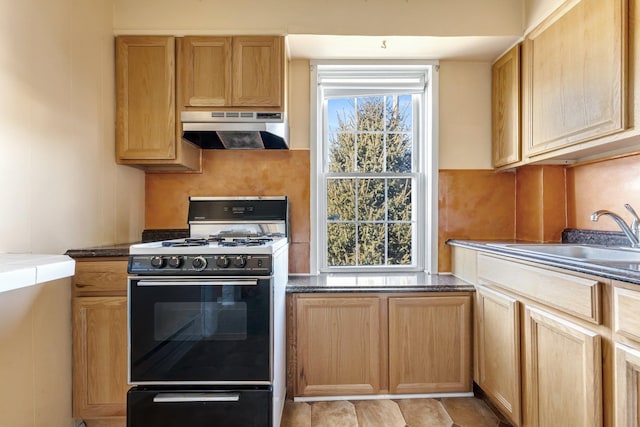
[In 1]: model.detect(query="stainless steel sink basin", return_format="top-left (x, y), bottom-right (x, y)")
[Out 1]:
top-left (487, 243), bottom-right (640, 262)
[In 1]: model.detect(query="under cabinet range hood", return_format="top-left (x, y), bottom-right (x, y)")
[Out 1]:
top-left (181, 111), bottom-right (289, 150)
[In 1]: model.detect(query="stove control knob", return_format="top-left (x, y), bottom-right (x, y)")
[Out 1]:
top-left (150, 256), bottom-right (165, 268)
top-left (233, 256), bottom-right (247, 268)
top-left (216, 256), bottom-right (230, 268)
top-left (192, 256), bottom-right (207, 271)
top-left (168, 256), bottom-right (182, 268)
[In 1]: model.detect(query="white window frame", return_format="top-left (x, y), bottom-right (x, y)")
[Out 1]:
top-left (309, 60), bottom-right (439, 274)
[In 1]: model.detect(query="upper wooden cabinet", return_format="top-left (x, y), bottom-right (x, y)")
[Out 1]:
top-left (522, 0), bottom-right (627, 158)
top-left (492, 44), bottom-right (521, 168)
top-left (178, 36), bottom-right (284, 109)
top-left (115, 35), bottom-right (201, 171)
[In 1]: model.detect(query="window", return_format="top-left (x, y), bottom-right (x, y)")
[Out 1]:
top-left (311, 62), bottom-right (438, 273)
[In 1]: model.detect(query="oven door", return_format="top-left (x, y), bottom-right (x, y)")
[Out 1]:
top-left (128, 277), bottom-right (272, 384)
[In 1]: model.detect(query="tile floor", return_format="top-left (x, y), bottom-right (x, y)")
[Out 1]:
top-left (281, 397), bottom-right (512, 427)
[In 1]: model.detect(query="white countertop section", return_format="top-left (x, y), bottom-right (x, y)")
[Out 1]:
top-left (0, 254), bottom-right (76, 293)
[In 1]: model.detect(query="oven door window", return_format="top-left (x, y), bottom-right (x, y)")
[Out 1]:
top-left (129, 279), bottom-right (271, 384)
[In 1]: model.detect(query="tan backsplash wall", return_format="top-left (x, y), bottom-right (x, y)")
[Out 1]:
top-left (145, 151), bottom-right (640, 274)
top-left (145, 150), bottom-right (311, 273)
top-left (438, 170), bottom-right (517, 272)
top-left (567, 153), bottom-right (640, 230)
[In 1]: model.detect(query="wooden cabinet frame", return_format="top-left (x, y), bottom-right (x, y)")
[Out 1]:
top-left (522, 0), bottom-right (627, 158)
top-left (288, 292), bottom-right (473, 398)
top-left (492, 44), bottom-right (521, 168)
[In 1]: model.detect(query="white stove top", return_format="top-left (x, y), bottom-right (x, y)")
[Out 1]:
top-left (130, 237), bottom-right (288, 255)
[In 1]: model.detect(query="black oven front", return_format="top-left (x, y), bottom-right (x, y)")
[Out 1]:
top-left (128, 276), bottom-right (273, 385)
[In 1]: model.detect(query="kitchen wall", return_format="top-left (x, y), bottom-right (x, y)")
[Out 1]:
top-left (113, 0), bottom-right (523, 36)
top-left (0, 0), bottom-right (145, 255)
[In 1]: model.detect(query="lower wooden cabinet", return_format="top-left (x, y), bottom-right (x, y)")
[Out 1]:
top-left (615, 344), bottom-right (640, 426)
top-left (388, 296), bottom-right (472, 394)
top-left (295, 296), bottom-right (384, 396)
top-left (72, 258), bottom-right (129, 427)
top-left (523, 306), bottom-right (602, 427)
top-left (290, 292), bottom-right (473, 397)
top-left (475, 285), bottom-right (521, 425)
top-left (475, 253), bottom-right (608, 427)
top-left (613, 283), bottom-right (640, 427)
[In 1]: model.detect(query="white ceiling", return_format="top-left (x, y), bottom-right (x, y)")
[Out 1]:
top-left (286, 34), bottom-right (522, 62)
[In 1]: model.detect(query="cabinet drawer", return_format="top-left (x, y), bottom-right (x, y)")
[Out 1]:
top-left (478, 254), bottom-right (601, 324)
top-left (614, 286), bottom-right (640, 343)
top-left (73, 259), bottom-right (128, 295)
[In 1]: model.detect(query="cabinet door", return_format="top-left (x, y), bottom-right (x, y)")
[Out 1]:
top-left (388, 295), bottom-right (472, 394)
top-left (522, 0), bottom-right (626, 157)
top-left (116, 36), bottom-right (176, 160)
top-left (178, 36), bottom-right (232, 107)
top-left (523, 306), bottom-right (602, 427)
top-left (295, 296), bottom-right (383, 396)
top-left (492, 44), bottom-right (521, 168)
top-left (475, 285), bottom-right (521, 426)
top-left (616, 343), bottom-right (640, 427)
top-left (232, 36), bottom-right (284, 107)
top-left (73, 297), bottom-right (128, 419)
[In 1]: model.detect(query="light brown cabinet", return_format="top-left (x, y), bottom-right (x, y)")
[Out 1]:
top-left (294, 295), bottom-right (384, 396)
top-left (475, 253), bottom-right (608, 427)
top-left (72, 258), bottom-right (129, 427)
top-left (115, 36), bottom-right (201, 171)
top-left (523, 306), bottom-right (602, 427)
top-left (492, 44), bottom-right (521, 168)
top-left (290, 292), bottom-right (472, 397)
top-left (178, 36), bottom-right (284, 109)
top-left (388, 295), bottom-right (472, 394)
top-left (613, 284), bottom-right (640, 426)
top-left (474, 285), bottom-right (521, 426)
top-left (522, 0), bottom-right (626, 158)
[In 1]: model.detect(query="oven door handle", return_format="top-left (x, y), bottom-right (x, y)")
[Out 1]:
top-left (137, 280), bottom-right (258, 287)
top-left (153, 392), bottom-right (240, 403)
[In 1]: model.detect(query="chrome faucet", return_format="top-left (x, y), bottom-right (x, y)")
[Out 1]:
top-left (590, 204), bottom-right (640, 248)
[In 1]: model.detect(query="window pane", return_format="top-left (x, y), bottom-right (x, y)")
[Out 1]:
top-left (386, 133), bottom-right (412, 172)
top-left (327, 223), bottom-right (356, 266)
top-left (328, 132), bottom-right (356, 172)
top-left (386, 95), bottom-right (412, 131)
top-left (327, 179), bottom-right (355, 221)
top-left (357, 179), bottom-right (385, 221)
top-left (358, 224), bottom-right (385, 265)
top-left (357, 97), bottom-right (385, 131)
top-left (388, 223), bottom-right (412, 265)
top-left (357, 133), bottom-right (384, 173)
top-left (388, 179), bottom-right (412, 221)
top-left (327, 98), bottom-right (356, 132)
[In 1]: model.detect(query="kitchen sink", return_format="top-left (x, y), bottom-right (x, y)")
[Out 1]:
top-left (487, 243), bottom-right (640, 262)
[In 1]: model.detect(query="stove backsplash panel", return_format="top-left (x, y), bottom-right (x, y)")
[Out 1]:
top-left (145, 150), bottom-right (310, 273)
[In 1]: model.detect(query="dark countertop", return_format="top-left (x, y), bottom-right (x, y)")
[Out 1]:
top-left (65, 243), bottom-right (134, 258)
top-left (287, 272), bottom-right (474, 293)
top-left (448, 239), bottom-right (640, 285)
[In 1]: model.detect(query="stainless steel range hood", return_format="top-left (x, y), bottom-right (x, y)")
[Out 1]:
top-left (181, 111), bottom-right (289, 149)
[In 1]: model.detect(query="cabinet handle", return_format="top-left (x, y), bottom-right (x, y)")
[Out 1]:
top-left (153, 393), bottom-right (240, 403)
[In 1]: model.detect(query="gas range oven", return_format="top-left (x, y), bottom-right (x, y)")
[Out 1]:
top-left (126, 197), bottom-right (288, 427)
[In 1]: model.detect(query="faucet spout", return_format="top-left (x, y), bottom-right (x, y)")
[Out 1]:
top-left (591, 209), bottom-right (640, 248)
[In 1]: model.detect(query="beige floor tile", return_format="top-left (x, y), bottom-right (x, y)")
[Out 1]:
top-left (311, 400), bottom-right (359, 427)
top-left (396, 398), bottom-right (454, 427)
top-left (440, 397), bottom-right (499, 427)
top-left (281, 401), bottom-right (312, 427)
top-left (353, 399), bottom-right (406, 427)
